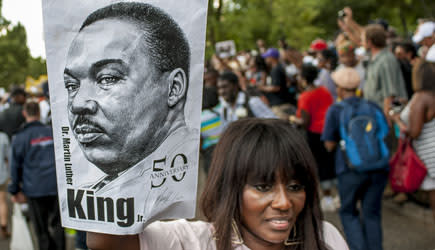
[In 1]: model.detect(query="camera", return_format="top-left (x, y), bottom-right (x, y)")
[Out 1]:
top-left (338, 10), bottom-right (346, 19)
top-left (388, 99), bottom-right (405, 116)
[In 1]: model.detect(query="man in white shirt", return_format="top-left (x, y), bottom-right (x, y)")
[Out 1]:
top-left (216, 71), bottom-right (276, 128)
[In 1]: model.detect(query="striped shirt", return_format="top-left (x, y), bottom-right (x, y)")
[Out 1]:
top-left (401, 104), bottom-right (435, 177)
top-left (200, 108), bottom-right (223, 150)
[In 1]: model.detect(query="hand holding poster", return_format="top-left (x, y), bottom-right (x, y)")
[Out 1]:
top-left (215, 40), bottom-right (237, 59)
top-left (42, 0), bottom-right (207, 234)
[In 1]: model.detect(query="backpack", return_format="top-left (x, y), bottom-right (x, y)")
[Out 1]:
top-left (338, 99), bottom-right (389, 172)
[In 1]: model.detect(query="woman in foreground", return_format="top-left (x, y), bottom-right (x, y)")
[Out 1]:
top-left (88, 118), bottom-right (349, 250)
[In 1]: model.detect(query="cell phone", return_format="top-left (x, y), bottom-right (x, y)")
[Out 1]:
top-left (389, 99), bottom-right (404, 115)
top-left (391, 99), bottom-right (403, 108)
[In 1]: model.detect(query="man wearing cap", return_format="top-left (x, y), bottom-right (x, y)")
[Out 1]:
top-left (413, 21), bottom-right (435, 60)
top-left (0, 88), bottom-right (26, 139)
top-left (300, 39), bottom-right (328, 66)
top-left (310, 39), bottom-right (328, 52)
top-left (322, 67), bottom-right (388, 250)
top-left (258, 48), bottom-right (293, 119)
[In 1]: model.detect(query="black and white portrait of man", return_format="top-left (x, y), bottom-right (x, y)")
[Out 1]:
top-left (43, 0), bottom-right (206, 233)
top-left (63, 2), bottom-right (195, 191)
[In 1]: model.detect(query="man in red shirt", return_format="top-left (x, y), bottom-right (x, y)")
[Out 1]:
top-left (290, 64), bottom-right (336, 211)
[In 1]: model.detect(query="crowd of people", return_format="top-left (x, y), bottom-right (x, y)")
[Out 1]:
top-left (0, 83), bottom-right (66, 250)
top-left (0, 6), bottom-right (433, 250)
top-left (200, 7), bottom-right (435, 250)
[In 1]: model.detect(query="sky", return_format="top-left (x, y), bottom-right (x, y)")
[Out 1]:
top-left (2, 0), bottom-right (45, 58)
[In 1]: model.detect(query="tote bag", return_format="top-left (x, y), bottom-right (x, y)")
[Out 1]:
top-left (10, 203), bottom-right (34, 250)
top-left (389, 138), bottom-right (427, 193)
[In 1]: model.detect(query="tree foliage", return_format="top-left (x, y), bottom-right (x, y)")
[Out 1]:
top-left (206, 0), bottom-right (435, 59)
top-left (27, 56), bottom-right (47, 80)
top-left (206, 0), bottom-right (323, 57)
top-left (0, 23), bottom-right (30, 88)
top-left (313, 0), bottom-right (435, 39)
top-left (0, 0), bottom-right (47, 89)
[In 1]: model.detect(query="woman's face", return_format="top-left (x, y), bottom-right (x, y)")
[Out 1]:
top-left (240, 172), bottom-right (306, 248)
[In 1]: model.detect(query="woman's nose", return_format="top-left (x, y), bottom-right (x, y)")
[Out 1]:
top-left (271, 184), bottom-right (292, 211)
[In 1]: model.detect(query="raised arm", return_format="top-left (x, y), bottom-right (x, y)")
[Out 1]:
top-left (87, 232), bottom-right (139, 250)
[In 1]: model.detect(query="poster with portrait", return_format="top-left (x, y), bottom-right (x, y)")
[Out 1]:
top-left (215, 40), bottom-right (237, 59)
top-left (41, 0), bottom-right (207, 234)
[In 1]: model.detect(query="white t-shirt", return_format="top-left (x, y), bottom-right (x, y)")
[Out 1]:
top-left (139, 219), bottom-right (349, 250)
top-left (426, 44), bottom-right (435, 62)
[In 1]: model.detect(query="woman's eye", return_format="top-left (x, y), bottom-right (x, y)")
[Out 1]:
top-left (287, 183), bottom-right (305, 192)
top-left (254, 184), bottom-right (272, 192)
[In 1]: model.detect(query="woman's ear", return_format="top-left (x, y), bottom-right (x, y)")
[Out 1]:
top-left (167, 68), bottom-right (187, 108)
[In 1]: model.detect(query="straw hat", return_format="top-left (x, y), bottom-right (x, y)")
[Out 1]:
top-left (331, 67), bottom-right (360, 89)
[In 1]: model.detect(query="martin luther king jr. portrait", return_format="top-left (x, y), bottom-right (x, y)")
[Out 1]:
top-left (63, 2), bottom-right (198, 193)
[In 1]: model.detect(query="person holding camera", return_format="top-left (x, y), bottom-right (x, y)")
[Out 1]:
top-left (336, 7), bottom-right (364, 48)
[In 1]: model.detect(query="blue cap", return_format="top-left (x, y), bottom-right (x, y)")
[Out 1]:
top-left (262, 48), bottom-right (280, 59)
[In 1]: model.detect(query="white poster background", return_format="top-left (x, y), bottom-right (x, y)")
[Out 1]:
top-left (42, 0), bottom-right (207, 234)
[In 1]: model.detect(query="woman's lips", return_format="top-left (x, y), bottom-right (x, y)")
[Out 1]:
top-left (266, 218), bottom-right (291, 231)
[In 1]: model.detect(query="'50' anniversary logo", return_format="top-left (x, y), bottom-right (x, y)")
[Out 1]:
top-left (150, 154), bottom-right (188, 189)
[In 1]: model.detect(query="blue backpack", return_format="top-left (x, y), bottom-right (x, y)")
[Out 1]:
top-left (338, 99), bottom-right (389, 172)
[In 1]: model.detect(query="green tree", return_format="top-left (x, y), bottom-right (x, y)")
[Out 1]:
top-left (0, 22), bottom-right (30, 88)
top-left (206, 0), bottom-right (434, 60)
top-left (27, 56), bottom-right (47, 79)
top-left (375, 0), bottom-right (435, 37)
top-left (270, 0), bottom-right (323, 49)
top-left (306, 0), bottom-right (434, 40)
top-left (205, 0), bottom-right (323, 58)
top-left (0, 0), bottom-right (47, 89)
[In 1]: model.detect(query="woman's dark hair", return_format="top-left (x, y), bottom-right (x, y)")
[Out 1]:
top-left (412, 60), bottom-right (435, 93)
top-left (300, 64), bottom-right (319, 85)
top-left (200, 118), bottom-right (328, 250)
